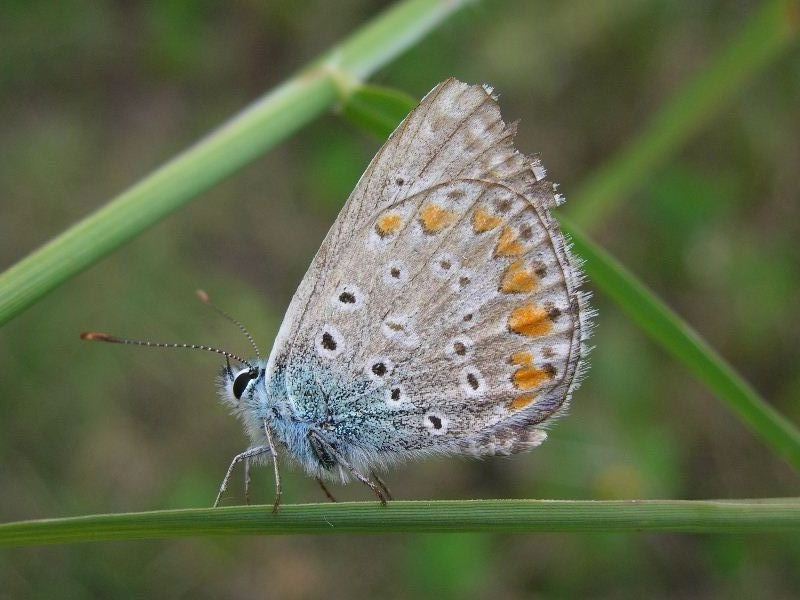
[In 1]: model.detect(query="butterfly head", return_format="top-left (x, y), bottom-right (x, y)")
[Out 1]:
top-left (219, 359), bottom-right (268, 409)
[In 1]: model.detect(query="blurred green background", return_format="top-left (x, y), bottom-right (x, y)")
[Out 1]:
top-left (2, 0), bottom-right (799, 597)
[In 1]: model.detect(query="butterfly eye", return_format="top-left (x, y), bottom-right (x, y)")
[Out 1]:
top-left (232, 368), bottom-right (258, 400)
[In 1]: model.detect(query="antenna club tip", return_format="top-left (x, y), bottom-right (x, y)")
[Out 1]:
top-left (80, 332), bottom-right (112, 342)
top-left (196, 289), bottom-right (210, 303)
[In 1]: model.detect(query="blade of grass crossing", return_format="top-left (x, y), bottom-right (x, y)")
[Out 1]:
top-left (2, 499), bottom-right (800, 547)
top-left (563, 219), bottom-right (800, 471)
top-left (0, 0), bottom-right (468, 327)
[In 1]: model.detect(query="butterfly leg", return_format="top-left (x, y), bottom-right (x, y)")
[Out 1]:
top-left (263, 420), bottom-right (282, 514)
top-left (243, 457), bottom-right (252, 505)
top-left (316, 478), bottom-right (337, 502)
top-left (214, 445), bottom-right (269, 508)
top-left (308, 430), bottom-right (388, 506)
top-left (371, 471), bottom-right (393, 501)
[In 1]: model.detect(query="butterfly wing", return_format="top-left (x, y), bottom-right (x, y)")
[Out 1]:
top-left (267, 78), bottom-right (591, 468)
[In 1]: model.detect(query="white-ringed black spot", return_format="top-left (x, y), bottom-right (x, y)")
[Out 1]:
top-left (366, 356), bottom-right (395, 383)
top-left (385, 383), bottom-right (406, 407)
top-left (331, 284), bottom-right (365, 312)
top-left (423, 411), bottom-right (448, 435)
top-left (395, 177), bottom-right (405, 186)
top-left (466, 373), bottom-right (479, 390)
top-left (321, 332), bottom-right (336, 350)
top-left (381, 314), bottom-right (420, 348)
top-left (372, 362), bottom-right (387, 376)
top-left (431, 253), bottom-right (459, 280)
top-left (383, 261), bottom-right (409, 288)
top-left (460, 366), bottom-right (486, 397)
top-left (446, 335), bottom-right (474, 362)
top-left (316, 325), bottom-right (344, 359)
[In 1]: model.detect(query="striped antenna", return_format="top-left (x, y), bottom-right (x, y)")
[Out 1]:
top-left (80, 332), bottom-right (254, 370)
top-left (196, 289), bottom-right (262, 361)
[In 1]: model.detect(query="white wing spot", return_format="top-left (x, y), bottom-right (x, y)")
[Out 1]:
top-left (460, 365), bottom-right (487, 398)
top-left (431, 253), bottom-right (459, 280)
top-left (315, 325), bottom-right (344, 359)
top-left (381, 315), bottom-right (420, 349)
top-left (383, 261), bottom-right (409, 288)
top-left (386, 384), bottom-right (407, 408)
top-left (446, 336), bottom-right (474, 363)
top-left (423, 411), bottom-right (449, 435)
top-left (451, 268), bottom-right (474, 293)
top-left (331, 283), bottom-right (366, 312)
top-left (366, 356), bottom-right (395, 382)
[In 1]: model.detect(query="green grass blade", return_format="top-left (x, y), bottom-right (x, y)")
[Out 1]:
top-left (567, 0), bottom-right (800, 228)
top-left (2, 499), bottom-right (799, 547)
top-left (0, 0), bottom-right (467, 327)
top-left (341, 84), bottom-right (417, 139)
top-left (563, 219), bottom-right (800, 471)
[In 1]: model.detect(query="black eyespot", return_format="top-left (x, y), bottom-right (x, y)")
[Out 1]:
top-left (321, 332), bottom-right (337, 350)
top-left (339, 291), bottom-right (356, 304)
top-left (390, 387), bottom-right (401, 401)
top-left (463, 313), bottom-right (473, 322)
top-left (395, 177), bottom-right (404, 186)
top-left (428, 415), bottom-right (442, 429)
top-left (453, 342), bottom-right (467, 356)
top-left (372, 362), bottom-right (387, 376)
top-left (439, 259), bottom-right (451, 270)
top-left (390, 267), bottom-right (401, 278)
top-left (466, 373), bottom-right (479, 390)
top-left (233, 369), bottom-right (258, 400)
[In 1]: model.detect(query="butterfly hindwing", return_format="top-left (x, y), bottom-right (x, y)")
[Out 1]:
top-left (267, 79), bottom-right (590, 468)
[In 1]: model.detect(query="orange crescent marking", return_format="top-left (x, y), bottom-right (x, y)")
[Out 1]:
top-left (419, 204), bottom-right (457, 233)
top-left (495, 226), bottom-right (525, 257)
top-left (501, 260), bottom-right (538, 294)
top-left (508, 304), bottom-right (552, 337)
top-left (472, 207), bottom-right (503, 233)
top-left (375, 213), bottom-right (403, 237)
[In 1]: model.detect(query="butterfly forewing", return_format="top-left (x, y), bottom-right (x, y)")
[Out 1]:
top-left (268, 79), bottom-right (590, 464)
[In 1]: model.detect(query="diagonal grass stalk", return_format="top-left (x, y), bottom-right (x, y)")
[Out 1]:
top-left (1, 499), bottom-right (799, 547)
top-left (0, 0), bottom-right (467, 326)
top-left (562, 219), bottom-right (800, 471)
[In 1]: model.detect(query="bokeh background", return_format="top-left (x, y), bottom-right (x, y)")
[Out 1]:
top-left (2, 0), bottom-right (799, 597)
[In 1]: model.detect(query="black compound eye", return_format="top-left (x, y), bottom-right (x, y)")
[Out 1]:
top-left (233, 369), bottom-right (258, 400)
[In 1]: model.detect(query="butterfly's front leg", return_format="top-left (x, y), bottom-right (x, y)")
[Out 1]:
top-left (262, 420), bottom-right (282, 513)
top-left (213, 445), bottom-right (270, 508)
top-left (243, 457), bottom-right (252, 505)
top-left (316, 478), bottom-right (337, 502)
top-left (307, 430), bottom-right (388, 506)
top-left (370, 471), bottom-right (393, 501)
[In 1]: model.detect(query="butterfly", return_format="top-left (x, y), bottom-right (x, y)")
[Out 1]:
top-left (83, 78), bottom-right (592, 510)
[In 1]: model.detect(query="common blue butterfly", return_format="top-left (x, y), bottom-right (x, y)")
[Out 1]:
top-left (83, 79), bottom-right (592, 510)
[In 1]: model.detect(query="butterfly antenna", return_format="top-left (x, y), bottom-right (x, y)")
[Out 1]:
top-left (196, 289), bottom-right (262, 361)
top-left (80, 332), bottom-right (254, 370)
